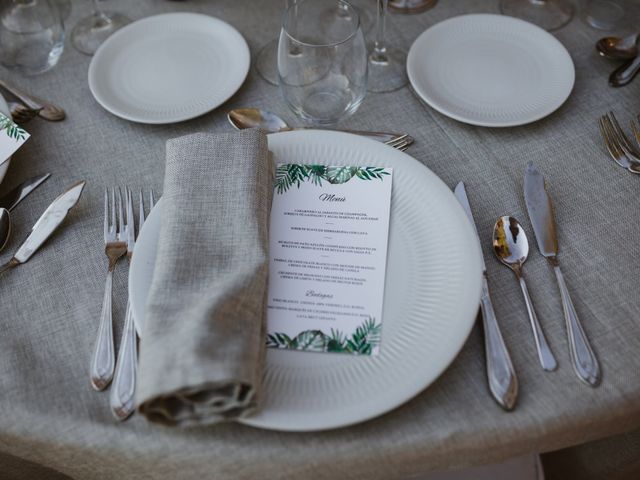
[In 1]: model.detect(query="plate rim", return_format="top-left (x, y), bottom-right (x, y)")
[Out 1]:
top-left (407, 13), bottom-right (575, 128)
top-left (129, 130), bottom-right (483, 431)
top-left (88, 12), bottom-right (250, 125)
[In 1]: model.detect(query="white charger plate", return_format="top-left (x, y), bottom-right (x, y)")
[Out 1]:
top-left (0, 92), bottom-right (11, 184)
top-left (88, 13), bottom-right (250, 124)
top-left (407, 14), bottom-right (575, 127)
top-left (129, 130), bottom-right (483, 432)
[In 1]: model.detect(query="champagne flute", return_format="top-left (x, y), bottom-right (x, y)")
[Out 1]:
top-left (500, 0), bottom-right (574, 31)
top-left (71, 0), bottom-right (130, 55)
top-left (368, 0), bottom-right (407, 93)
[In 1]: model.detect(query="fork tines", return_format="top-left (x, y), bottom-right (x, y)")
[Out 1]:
top-left (598, 111), bottom-right (640, 174)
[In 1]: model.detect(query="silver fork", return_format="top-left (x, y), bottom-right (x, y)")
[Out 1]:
top-left (385, 134), bottom-right (414, 151)
top-left (90, 188), bottom-right (127, 390)
top-left (630, 114), bottom-right (640, 149)
top-left (598, 112), bottom-right (640, 174)
top-left (110, 188), bottom-right (154, 420)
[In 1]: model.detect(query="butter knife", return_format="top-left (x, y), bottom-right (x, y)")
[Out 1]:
top-left (0, 181), bottom-right (86, 275)
top-left (524, 162), bottom-right (601, 386)
top-left (454, 182), bottom-right (518, 410)
top-left (0, 173), bottom-right (51, 212)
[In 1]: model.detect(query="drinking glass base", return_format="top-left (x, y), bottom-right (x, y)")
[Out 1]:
top-left (367, 46), bottom-right (408, 93)
top-left (71, 11), bottom-right (131, 55)
top-left (499, 0), bottom-right (573, 31)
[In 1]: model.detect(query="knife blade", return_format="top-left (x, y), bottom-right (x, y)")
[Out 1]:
top-left (523, 162), bottom-right (601, 386)
top-left (454, 182), bottom-right (518, 410)
top-left (1, 181), bottom-right (85, 272)
top-left (0, 173), bottom-right (51, 212)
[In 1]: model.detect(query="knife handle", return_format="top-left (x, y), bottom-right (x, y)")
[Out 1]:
top-left (553, 266), bottom-right (601, 386)
top-left (518, 276), bottom-right (558, 372)
top-left (90, 270), bottom-right (115, 391)
top-left (480, 277), bottom-right (518, 410)
top-left (110, 300), bottom-right (138, 420)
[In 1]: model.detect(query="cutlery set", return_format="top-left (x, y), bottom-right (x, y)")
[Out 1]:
top-left (457, 162), bottom-right (600, 410)
top-left (90, 187), bottom-right (154, 420)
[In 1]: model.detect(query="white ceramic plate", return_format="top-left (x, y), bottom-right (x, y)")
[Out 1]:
top-left (88, 13), bottom-right (250, 124)
top-left (0, 92), bottom-right (11, 184)
top-left (129, 130), bottom-right (483, 432)
top-left (407, 14), bottom-right (575, 127)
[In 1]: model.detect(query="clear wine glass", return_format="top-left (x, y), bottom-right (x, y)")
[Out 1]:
top-left (256, 0), bottom-right (295, 86)
top-left (278, 0), bottom-right (367, 126)
top-left (367, 0), bottom-right (407, 93)
top-left (71, 0), bottom-right (130, 55)
top-left (499, 0), bottom-right (574, 31)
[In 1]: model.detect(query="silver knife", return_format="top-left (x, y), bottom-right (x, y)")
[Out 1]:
top-left (524, 162), bottom-right (600, 387)
top-left (0, 180), bottom-right (86, 274)
top-left (0, 173), bottom-right (51, 212)
top-left (454, 182), bottom-right (518, 410)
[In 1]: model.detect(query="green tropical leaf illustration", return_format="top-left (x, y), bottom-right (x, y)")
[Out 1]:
top-left (0, 114), bottom-right (26, 141)
top-left (274, 164), bottom-right (389, 193)
top-left (267, 318), bottom-right (381, 355)
top-left (325, 166), bottom-right (359, 184)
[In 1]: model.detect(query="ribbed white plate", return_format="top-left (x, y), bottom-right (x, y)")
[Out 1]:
top-left (88, 13), bottom-right (249, 124)
top-left (407, 14), bottom-right (575, 127)
top-left (129, 131), bottom-right (482, 431)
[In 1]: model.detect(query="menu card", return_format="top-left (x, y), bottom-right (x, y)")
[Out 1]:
top-left (0, 112), bottom-right (29, 166)
top-left (267, 164), bottom-right (393, 356)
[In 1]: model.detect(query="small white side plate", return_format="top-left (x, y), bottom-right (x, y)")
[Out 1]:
top-left (407, 14), bottom-right (575, 127)
top-left (88, 13), bottom-right (250, 124)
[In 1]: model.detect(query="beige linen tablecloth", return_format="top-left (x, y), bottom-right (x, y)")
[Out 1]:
top-left (0, 1), bottom-right (639, 479)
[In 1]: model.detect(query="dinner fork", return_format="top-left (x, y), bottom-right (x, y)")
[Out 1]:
top-left (598, 112), bottom-right (640, 174)
top-left (630, 114), bottom-right (640, 148)
top-left (90, 188), bottom-right (127, 391)
top-left (110, 189), bottom-right (154, 420)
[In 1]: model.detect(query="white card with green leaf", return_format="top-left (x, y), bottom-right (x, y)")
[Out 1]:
top-left (267, 164), bottom-right (393, 356)
top-left (0, 112), bottom-right (29, 166)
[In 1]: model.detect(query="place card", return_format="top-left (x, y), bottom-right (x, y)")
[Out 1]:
top-left (267, 164), bottom-right (393, 356)
top-left (0, 112), bottom-right (29, 166)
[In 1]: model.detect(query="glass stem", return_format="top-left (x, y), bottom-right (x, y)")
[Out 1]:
top-left (93, 0), bottom-right (111, 25)
top-left (372, 0), bottom-right (388, 63)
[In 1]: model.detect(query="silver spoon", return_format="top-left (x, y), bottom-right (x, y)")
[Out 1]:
top-left (492, 216), bottom-right (558, 372)
top-left (0, 79), bottom-right (65, 122)
top-left (0, 208), bottom-right (11, 252)
top-left (609, 54), bottom-right (640, 87)
top-left (9, 101), bottom-right (42, 125)
top-left (596, 33), bottom-right (639, 60)
top-left (227, 107), bottom-right (414, 149)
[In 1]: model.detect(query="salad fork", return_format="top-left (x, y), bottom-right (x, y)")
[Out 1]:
top-left (90, 188), bottom-right (127, 391)
top-left (110, 189), bottom-right (154, 420)
top-left (598, 112), bottom-right (640, 174)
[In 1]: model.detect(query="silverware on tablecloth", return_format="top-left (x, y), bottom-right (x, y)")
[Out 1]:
top-left (0, 173), bottom-right (51, 211)
top-left (454, 182), bottom-right (518, 411)
top-left (0, 174), bottom-right (51, 252)
top-left (609, 55), bottom-right (640, 87)
top-left (0, 181), bottom-right (85, 275)
top-left (110, 188), bottom-right (154, 421)
top-left (0, 79), bottom-right (66, 122)
top-left (9, 101), bottom-right (43, 125)
top-left (90, 188), bottom-right (127, 391)
top-left (524, 162), bottom-right (601, 386)
top-left (227, 108), bottom-right (414, 151)
top-left (598, 111), bottom-right (640, 173)
top-left (596, 33), bottom-right (639, 60)
top-left (630, 114), bottom-right (640, 147)
top-left (493, 216), bottom-right (558, 372)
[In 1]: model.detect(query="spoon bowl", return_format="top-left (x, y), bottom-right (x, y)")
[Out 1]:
top-left (596, 33), bottom-right (639, 60)
top-left (0, 208), bottom-right (11, 252)
top-left (228, 108), bottom-right (290, 133)
top-left (492, 216), bottom-right (529, 270)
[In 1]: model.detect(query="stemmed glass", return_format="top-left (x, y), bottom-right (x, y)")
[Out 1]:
top-left (368, 0), bottom-right (407, 93)
top-left (499, 0), bottom-right (574, 31)
top-left (71, 0), bottom-right (130, 55)
top-left (278, 0), bottom-right (367, 126)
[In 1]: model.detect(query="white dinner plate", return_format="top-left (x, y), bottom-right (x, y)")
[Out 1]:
top-left (129, 130), bottom-right (483, 431)
top-left (88, 13), bottom-right (250, 124)
top-left (407, 14), bottom-right (575, 127)
top-left (0, 92), bottom-right (11, 184)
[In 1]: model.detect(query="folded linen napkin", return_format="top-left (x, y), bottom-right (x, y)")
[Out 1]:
top-left (137, 129), bottom-right (273, 426)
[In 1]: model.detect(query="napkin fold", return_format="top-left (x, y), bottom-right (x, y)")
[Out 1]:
top-left (137, 129), bottom-right (273, 426)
